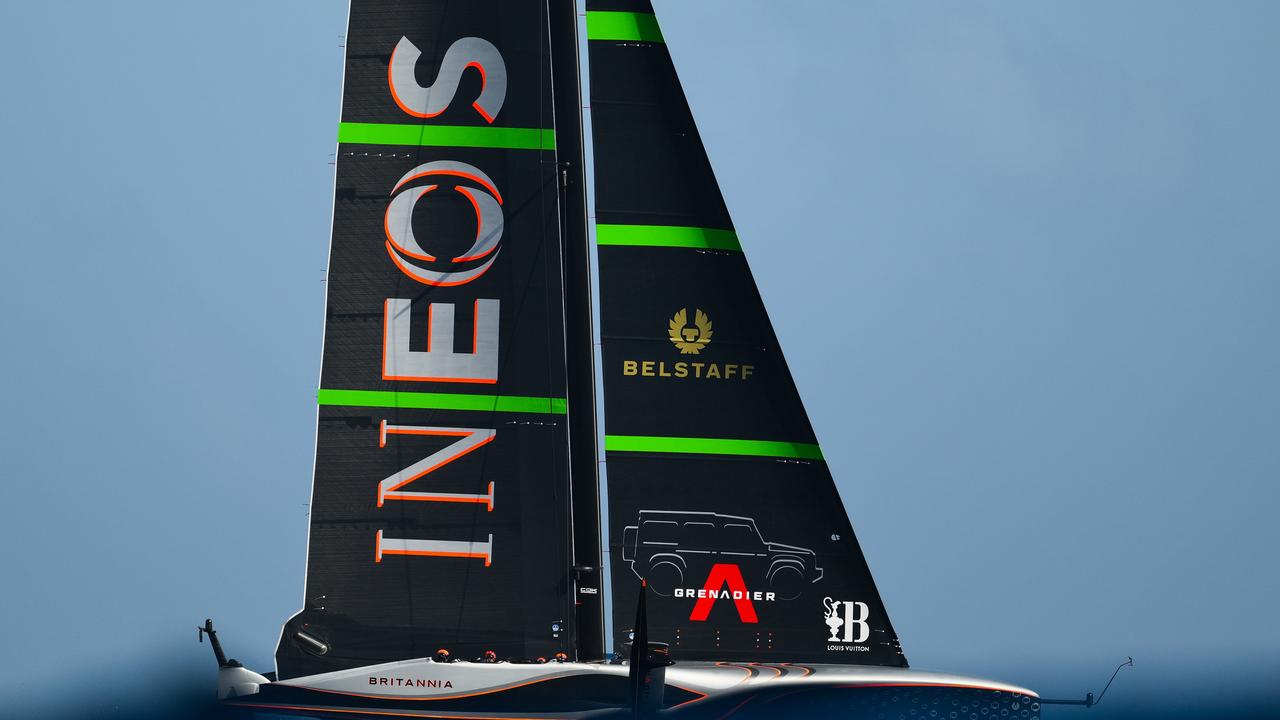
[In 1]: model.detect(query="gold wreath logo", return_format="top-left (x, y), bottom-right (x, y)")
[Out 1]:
top-left (668, 308), bottom-right (713, 355)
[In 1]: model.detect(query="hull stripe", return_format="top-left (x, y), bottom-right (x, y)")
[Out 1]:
top-left (285, 670), bottom-right (584, 704)
top-left (715, 661), bottom-right (754, 685)
top-left (780, 662), bottom-right (814, 678)
top-left (843, 682), bottom-right (1038, 695)
top-left (236, 703), bottom-right (562, 720)
top-left (751, 663), bottom-right (784, 679)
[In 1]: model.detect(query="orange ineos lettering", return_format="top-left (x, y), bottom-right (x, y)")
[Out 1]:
top-left (389, 36), bottom-right (507, 122)
top-left (376, 34), bottom-right (509, 567)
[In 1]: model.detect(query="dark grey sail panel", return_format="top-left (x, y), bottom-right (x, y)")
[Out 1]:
top-left (278, 0), bottom-right (592, 679)
top-left (586, 0), bottom-right (906, 666)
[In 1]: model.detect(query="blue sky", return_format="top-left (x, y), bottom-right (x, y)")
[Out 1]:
top-left (0, 0), bottom-right (1276, 715)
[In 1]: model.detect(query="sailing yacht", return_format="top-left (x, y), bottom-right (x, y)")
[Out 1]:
top-left (210, 1), bottom-right (1042, 716)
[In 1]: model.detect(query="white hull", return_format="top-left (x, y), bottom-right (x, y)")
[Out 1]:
top-left (224, 658), bottom-right (1038, 718)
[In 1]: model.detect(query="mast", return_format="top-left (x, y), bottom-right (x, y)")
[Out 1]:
top-left (548, 0), bottom-right (606, 661)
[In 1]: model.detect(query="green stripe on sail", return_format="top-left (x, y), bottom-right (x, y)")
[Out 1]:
top-left (605, 435), bottom-right (823, 460)
top-left (595, 224), bottom-right (742, 251)
top-left (338, 122), bottom-right (556, 151)
top-left (319, 389), bottom-right (567, 415)
top-left (585, 11), bottom-right (665, 43)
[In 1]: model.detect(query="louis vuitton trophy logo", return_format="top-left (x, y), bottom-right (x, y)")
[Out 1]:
top-left (823, 597), bottom-right (870, 643)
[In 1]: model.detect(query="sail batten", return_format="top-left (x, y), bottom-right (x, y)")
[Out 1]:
top-left (587, 0), bottom-right (906, 666)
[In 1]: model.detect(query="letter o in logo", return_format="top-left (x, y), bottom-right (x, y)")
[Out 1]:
top-left (384, 161), bottom-right (504, 287)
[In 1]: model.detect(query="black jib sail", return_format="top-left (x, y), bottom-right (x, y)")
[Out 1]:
top-left (277, 0), bottom-right (599, 679)
top-left (586, 1), bottom-right (906, 665)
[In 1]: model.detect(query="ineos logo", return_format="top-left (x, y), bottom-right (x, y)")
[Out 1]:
top-left (374, 34), bottom-right (510, 566)
top-left (383, 161), bottom-right (504, 287)
top-left (389, 37), bottom-right (507, 123)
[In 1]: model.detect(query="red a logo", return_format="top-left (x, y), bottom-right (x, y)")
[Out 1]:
top-left (689, 564), bottom-right (759, 624)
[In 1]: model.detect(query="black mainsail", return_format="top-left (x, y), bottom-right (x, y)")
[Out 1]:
top-left (586, 1), bottom-right (906, 665)
top-left (277, 0), bottom-right (600, 679)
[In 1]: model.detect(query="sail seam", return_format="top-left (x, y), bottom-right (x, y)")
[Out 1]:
top-left (338, 122), bottom-right (556, 151)
top-left (318, 388), bottom-right (567, 415)
top-left (596, 224), bottom-right (741, 251)
top-left (605, 435), bottom-right (823, 460)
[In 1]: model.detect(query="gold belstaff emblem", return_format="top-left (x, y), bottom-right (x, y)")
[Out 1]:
top-left (668, 308), bottom-right (713, 355)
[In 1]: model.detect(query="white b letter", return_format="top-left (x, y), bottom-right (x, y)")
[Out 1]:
top-left (843, 601), bottom-right (870, 643)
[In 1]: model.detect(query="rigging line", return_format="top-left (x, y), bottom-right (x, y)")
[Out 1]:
top-left (1094, 657), bottom-right (1135, 706)
top-left (541, 0), bottom-right (558, 427)
top-left (1040, 657), bottom-right (1134, 707)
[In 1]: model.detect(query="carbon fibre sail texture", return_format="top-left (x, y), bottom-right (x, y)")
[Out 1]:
top-left (586, 1), bottom-right (906, 665)
top-left (277, 0), bottom-right (599, 679)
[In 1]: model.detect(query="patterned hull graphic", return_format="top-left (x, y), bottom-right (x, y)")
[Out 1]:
top-left (227, 661), bottom-right (1038, 718)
